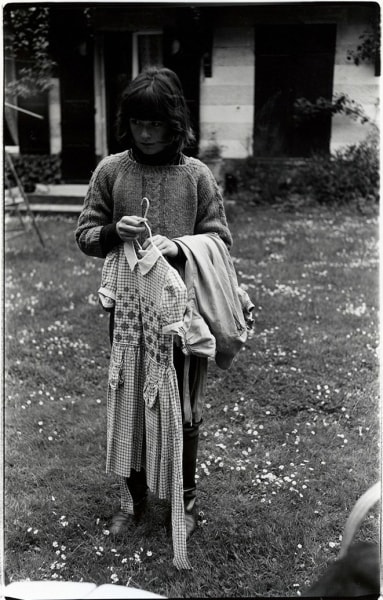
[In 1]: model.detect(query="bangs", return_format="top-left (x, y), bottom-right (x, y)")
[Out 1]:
top-left (127, 85), bottom-right (168, 122)
top-left (116, 67), bottom-right (196, 150)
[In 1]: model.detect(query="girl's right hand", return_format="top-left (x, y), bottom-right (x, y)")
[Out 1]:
top-left (116, 215), bottom-right (147, 241)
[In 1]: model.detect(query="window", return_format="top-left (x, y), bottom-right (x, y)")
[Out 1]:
top-left (132, 31), bottom-right (163, 77)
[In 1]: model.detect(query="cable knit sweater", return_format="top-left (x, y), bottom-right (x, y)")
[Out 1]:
top-left (75, 151), bottom-right (232, 258)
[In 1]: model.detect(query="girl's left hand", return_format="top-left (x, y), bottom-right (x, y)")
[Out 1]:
top-left (141, 234), bottom-right (179, 258)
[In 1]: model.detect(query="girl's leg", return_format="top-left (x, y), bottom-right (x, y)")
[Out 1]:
top-left (109, 308), bottom-right (114, 345)
top-left (125, 467), bottom-right (148, 518)
top-left (110, 469), bottom-right (148, 535)
top-left (173, 344), bottom-right (200, 538)
top-left (182, 421), bottom-right (200, 512)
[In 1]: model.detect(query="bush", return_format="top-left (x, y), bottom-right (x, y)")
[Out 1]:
top-left (231, 132), bottom-right (379, 210)
top-left (229, 158), bottom-right (308, 205)
top-left (5, 154), bottom-right (62, 193)
top-left (298, 133), bottom-right (379, 206)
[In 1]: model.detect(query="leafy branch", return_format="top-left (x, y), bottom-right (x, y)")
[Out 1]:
top-left (293, 93), bottom-right (371, 126)
top-left (347, 24), bottom-right (380, 66)
top-left (4, 6), bottom-right (56, 97)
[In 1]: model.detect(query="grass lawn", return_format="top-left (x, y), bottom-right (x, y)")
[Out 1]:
top-left (4, 203), bottom-right (380, 597)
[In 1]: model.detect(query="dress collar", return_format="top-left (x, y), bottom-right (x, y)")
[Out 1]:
top-left (123, 241), bottom-right (162, 275)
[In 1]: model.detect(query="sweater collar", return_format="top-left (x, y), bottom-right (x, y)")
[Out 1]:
top-left (130, 143), bottom-right (182, 166)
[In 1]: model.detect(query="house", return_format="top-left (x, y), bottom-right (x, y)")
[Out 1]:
top-left (4, 2), bottom-right (380, 183)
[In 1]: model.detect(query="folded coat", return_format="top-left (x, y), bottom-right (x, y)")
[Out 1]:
top-left (174, 233), bottom-right (253, 370)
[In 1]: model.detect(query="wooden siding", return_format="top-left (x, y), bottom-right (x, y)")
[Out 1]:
top-left (331, 14), bottom-right (379, 152)
top-left (199, 4), bottom-right (379, 158)
top-left (200, 27), bottom-right (255, 158)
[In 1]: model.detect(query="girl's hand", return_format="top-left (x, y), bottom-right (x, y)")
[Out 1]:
top-left (116, 215), bottom-right (146, 241)
top-left (141, 234), bottom-right (178, 257)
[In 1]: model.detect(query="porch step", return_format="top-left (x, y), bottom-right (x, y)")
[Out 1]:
top-left (27, 184), bottom-right (87, 213)
top-left (31, 183), bottom-right (88, 198)
top-left (27, 203), bottom-right (83, 213)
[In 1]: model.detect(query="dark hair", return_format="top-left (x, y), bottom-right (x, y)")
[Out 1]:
top-left (116, 67), bottom-right (195, 151)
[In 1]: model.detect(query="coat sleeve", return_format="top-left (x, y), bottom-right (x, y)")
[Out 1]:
top-left (75, 156), bottom-right (120, 258)
top-left (161, 270), bottom-right (188, 334)
top-left (195, 163), bottom-right (233, 250)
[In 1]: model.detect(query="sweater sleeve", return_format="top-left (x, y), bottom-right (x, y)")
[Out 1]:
top-left (75, 156), bottom-right (121, 258)
top-left (99, 223), bottom-right (122, 256)
top-left (195, 163), bottom-right (233, 250)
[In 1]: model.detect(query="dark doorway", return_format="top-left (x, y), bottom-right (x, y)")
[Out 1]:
top-left (164, 8), bottom-right (204, 156)
top-left (50, 7), bottom-right (95, 182)
top-left (254, 24), bottom-right (336, 157)
top-left (103, 33), bottom-right (133, 155)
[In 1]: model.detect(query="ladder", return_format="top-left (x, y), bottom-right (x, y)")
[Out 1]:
top-left (4, 151), bottom-right (45, 247)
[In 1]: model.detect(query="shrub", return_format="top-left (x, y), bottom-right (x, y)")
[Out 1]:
top-left (5, 154), bottom-right (62, 192)
top-left (229, 158), bottom-right (307, 205)
top-left (298, 133), bottom-right (379, 206)
top-left (199, 141), bottom-right (222, 160)
top-left (231, 132), bottom-right (379, 209)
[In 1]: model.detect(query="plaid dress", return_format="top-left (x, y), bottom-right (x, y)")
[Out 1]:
top-left (99, 241), bottom-right (191, 569)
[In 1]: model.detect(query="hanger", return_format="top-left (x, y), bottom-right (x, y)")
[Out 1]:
top-left (138, 197), bottom-right (166, 263)
top-left (139, 197), bottom-right (153, 245)
top-left (141, 196), bottom-right (150, 220)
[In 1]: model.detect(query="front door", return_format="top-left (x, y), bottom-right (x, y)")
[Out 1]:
top-left (254, 24), bottom-right (336, 157)
top-left (103, 33), bottom-right (133, 155)
top-left (164, 8), bottom-right (202, 156)
top-left (50, 7), bottom-right (95, 182)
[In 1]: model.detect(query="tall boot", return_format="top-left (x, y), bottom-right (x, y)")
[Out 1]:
top-left (126, 468), bottom-right (148, 521)
top-left (183, 423), bottom-right (199, 539)
top-left (110, 469), bottom-right (148, 535)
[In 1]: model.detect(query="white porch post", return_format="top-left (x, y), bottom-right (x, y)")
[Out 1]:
top-left (48, 78), bottom-right (61, 154)
top-left (94, 33), bottom-right (108, 160)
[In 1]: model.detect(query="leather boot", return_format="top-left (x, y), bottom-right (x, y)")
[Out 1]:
top-left (110, 469), bottom-right (148, 535)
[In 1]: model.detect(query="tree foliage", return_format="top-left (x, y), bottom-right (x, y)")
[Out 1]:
top-left (4, 6), bottom-right (56, 97)
top-left (347, 22), bottom-right (381, 67)
top-left (293, 93), bottom-right (371, 126)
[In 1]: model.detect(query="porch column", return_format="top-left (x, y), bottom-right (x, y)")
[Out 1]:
top-left (94, 33), bottom-right (108, 161)
top-left (48, 77), bottom-right (61, 154)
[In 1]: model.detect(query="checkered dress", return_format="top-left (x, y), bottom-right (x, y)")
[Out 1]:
top-left (99, 241), bottom-right (191, 570)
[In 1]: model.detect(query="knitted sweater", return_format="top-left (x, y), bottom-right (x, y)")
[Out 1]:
top-left (75, 151), bottom-right (232, 258)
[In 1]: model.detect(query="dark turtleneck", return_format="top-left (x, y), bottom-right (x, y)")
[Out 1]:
top-left (130, 142), bottom-right (182, 166)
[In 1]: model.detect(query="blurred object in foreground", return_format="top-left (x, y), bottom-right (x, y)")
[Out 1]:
top-left (305, 481), bottom-right (381, 597)
top-left (4, 580), bottom-right (166, 599)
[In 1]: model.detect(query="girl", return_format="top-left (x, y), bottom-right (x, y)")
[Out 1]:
top-left (75, 67), bottom-right (232, 565)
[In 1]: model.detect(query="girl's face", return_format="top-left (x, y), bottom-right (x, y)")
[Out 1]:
top-left (129, 118), bottom-right (173, 155)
